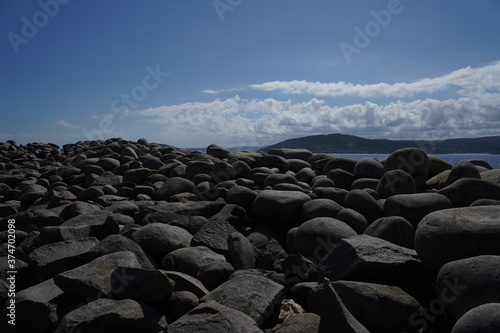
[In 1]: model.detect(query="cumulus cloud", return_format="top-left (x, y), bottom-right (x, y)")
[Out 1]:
top-left (56, 120), bottom-right (82, 129)
top-left (202, 89), bottom-right (218, 94)
top-left (250, 61), bottom-right (500, 98)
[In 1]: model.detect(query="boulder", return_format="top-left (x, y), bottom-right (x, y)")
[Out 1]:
top-left (252, 190), bottom-right (311, 224)
top-left (292, 217), bottom-right (357, 259)
top-left (384, 193), bottom-right (453, 228)
top-left (111, 267), bottom-right (175, 302)
top-left (53, 251), bottom-right (142, 300)
top-left (364, 216), bottom-right (415, 248)
top-left (160, 270), bottom-right (209, 298)
top-left (275, 313), bottom-right (320, 333)
top-left (344, 189), bottom-right (383, 223)
top-left (440, 160), bottom-right (481, 188)
top-left (197, 261), bottom-right (235, 289)
top-left (132, 223), bottom-right (192, 256)
top-left (327, 168), bottom-right (355, 190)
top-left (322, 156), bottom-right (358, 174)
top-left (227, 232), bottom-right (257, 270)
top-left (55, 298), bottom-right (166, 333)
top-left (85, 234), bottom-right (155, 269)
top-left (451, 303), bottom-right (500, 333)
top-left (263, 173), bottom-right (298, 187)
top-left (376, 169), bottom-right (416, 199)
top-left (436, 255), bottom-right (500, 320)
top-left (268, 148), bottom-right (314, 161)
top-left (165, 301), bottom-right (263, 333)
top-left (28, 237), bottom-right (100, 282)
top-left (319, 281), bottom-right (370, 333)
top-left (226, 186), bottom-right (258, 214)
top-left (332, 280), bottom-right (423, 333)
top-left (336, 208), bottom-right (368, 234)
top-left (318, 235), bottom-right (422, 283)
top-left (428, 156), bottom-right (452, 178)
top-left (300, 198), bottom-right (343, 221)
top-left (202, 274), bottom-right (284, 326)
top-left (154, 177), bottom-right (195, 200)
top-left (384, 148), bottom-right (429, 188)
top-left (438, 178), bottom-right (500, 207)
top-left (354, 158), bottom-right (384, 179)
top-left (162, 246), bottom-right (226, 277)
top-left (415, 206), bottom-right (500, 272)
top-left (207, 143), bottom-right (231, 159)
top-left (164, 290), bottom-right (199, 319)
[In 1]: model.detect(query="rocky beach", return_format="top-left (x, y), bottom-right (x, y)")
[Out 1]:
top-left (1, 138), bottom-right (500, 333)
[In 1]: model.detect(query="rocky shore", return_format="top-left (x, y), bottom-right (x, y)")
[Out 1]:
top-left (1, 138), bottom-right (499, 332)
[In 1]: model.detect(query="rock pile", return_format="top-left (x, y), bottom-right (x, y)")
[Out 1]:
top-left (1, 139), bottom-right (500, 332)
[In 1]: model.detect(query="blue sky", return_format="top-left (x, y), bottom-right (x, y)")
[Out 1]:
top-left (1, 0), bottom-right (500, 148)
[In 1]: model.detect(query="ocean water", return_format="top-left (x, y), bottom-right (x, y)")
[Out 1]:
top-left (330, 154), bottom-right (500, 169)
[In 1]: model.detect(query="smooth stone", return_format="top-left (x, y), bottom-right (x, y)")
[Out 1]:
top-left (160, 270), bottom-right (209, 298)
top-left (440, 160), bottom-right (481, 188)
top-left (354, 158), bottom-right (384, 180)
top-left (197, 261), bottom-right (235, 290)
top-left (292, 217), bottom-right (357, 260)
top-left (252, 190), bottom-right (311, 224)
top-left (154, 177), bottom-right (195, 200)
top-left (451, 303), bottom-right (500, 333)
top-left (438, 178), bottom-right (500, 207)
top-left (268, 148), bottom-right (314, 161)
top-left (123, 168), bottom-right (153, 184)
top-left (428, 156), bottom-right (452, 178)
top-left (227, 232), bottom-right (257, 270)
top-left (300, 198), bottom-right (343, 221)
top-left (207, 143), bottom-right (231, 159)
top-left (384, 148), bottom-right (429, 188)
top-left (132, 223), bottom-right (192, 256)
top-left (436, 255), bottom-right (500, 320)
top-left (350, 178), bottom-right (379, 191)
top-left (415, 206), bottom-right (500, 272)
top-left (384, 193), bottom-right (453, 228)
top-left (344, 189), bottom-right (383, 223)
top-left (327, 168), bottom-right (355, 190)
top-left (322, 157), bottom-right (358, 174)
top-left (376, 169), bottom-right (416, 199)
top-left (336, 208), bottom-right (368, 234)
top-left (162, 246), bottom-right (226, 277)
top-left (275, 313), bottom-right (320, 333)
top-left (164, 290), bottom-right (199, 319)
top-left (111, 267), bottom-right (175, 302)
top-left (364, 216), bottom-right (415, 249)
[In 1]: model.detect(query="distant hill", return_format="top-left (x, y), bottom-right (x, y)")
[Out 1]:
top-left (261, 133), bottom-right (500, 154)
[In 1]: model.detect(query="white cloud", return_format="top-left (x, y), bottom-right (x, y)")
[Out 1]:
top-left (250, 61), bottom-right (500, 98)
top-left (56, 120), bottom-right (82, 129)
top-left (202, 89), bottom-right (218, 94)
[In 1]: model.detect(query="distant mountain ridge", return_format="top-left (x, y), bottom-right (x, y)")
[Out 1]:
top-left (261, 133), bottom-right (500, 154)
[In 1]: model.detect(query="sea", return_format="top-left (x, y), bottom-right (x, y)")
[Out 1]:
top-left (329, 154), bottom-right (500, 169)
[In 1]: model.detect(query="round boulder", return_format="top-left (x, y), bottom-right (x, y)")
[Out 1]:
top-left (384, 148), bottom-right (429, 188)
top-left (451, 303), bottom-right (500, 333)
top-left (252, 190), bottom-right (311, 224)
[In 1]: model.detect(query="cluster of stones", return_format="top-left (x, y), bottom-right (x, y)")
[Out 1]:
top-left (1, 138), bottom-right (500, 332)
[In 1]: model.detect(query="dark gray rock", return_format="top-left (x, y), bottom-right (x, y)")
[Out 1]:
top-left (275, 313), bottom-right (320, 333)
top-left (470, 198), bottom-right (500, 206)
top-left (354, 158), bottom-right (384, 179)
top-left (332, 280), bottom-right (423, 333)
top-left (292, 217), bottom-right (356, 260)
top-left (415, 206), bottom-right (500, 272)
top-left (202, 274), bottom-right (284, 326)
top-left (55, 298), bottom-right (166, 333)
top-left (257, 238), bottom-right (288, 271)
top-left (147, 198), bottom-right (225, 218)
top-left (197, 261), bottom-right (235, 289)
top-left (160, 270), bottom-right (209, 298)
top-left (327, 168), bottom-right (355, 190)
top-left (165, 301), bottom-right (263, 333)
top-left (28, 237), bottom-right (100, 283)
top-left (227, 232), bottom-right (257, 270)
top-left (263, 173), bottom-right (298, 187)
top-left (440, 160), bottom-right (481, 188)
top-left (336, 208), bottom-right (368, 234)
top-left (111, 267), bottom-right (175, 302)
top-left (268, 148), bottom-right (314, 161)
top-left (16, 184), bottom-right (47, 203)
top-left (428, 155), bottom-right (452, 178)
top-left (295, 167), bottom-right (316, 183)
top-left (252, 190), bottom-right (311, 224)
top-left (438, 178), bottom-right (500, 207)
top-left (481, 168), bottom-right (500, 186)
top-left (322, 156), bottom-right (358, 174)
top-left (451, 303), bottom-right (500, 333)
top-left (96, 157), bottom-right (120, 171)
top-left (384, 193), bottom-right (453, 228)
top-left (287, 159), bottom-right (312, 173)
top-left (376, 169), bottom-right (417, 199)
top-left (344, 189), bottom-right (383, 223)
top-left (350, 178), bottom-right (379, 191)
top-left (164, 290), bottom-right (199, 319)
top-left (300, 198), bottom-right (343, 221)
top-left (207, 143), bottom-right (231, 159)
top-left (154, 177), bottom-right (195, 200)
top-left (313, 187), bottom-right (348, 205)
top-left (384, 148), bottom-right (429, 188)
top-left (319, 281), bottom-right (370, 333)
top-left (226, 185), bottom-right (258, 214)
top-left (318, 235), bottom-right (422, 282)
top-left (123, 167), bottom-right (153, 184)
top-left (85, 234), bottom-right (155, 269)
top-left (364, 216), bottom-right (415, 248)
top-left (6, 278), bottom-right (73, 333)
top-left (77, 186), bottom-right (105, 201)
top-left (162, 246), bottom-right (226, 277)
top-left (132, 223), bottom-right (192, 256)
top-left (191, 211), bottom-right (240, 255)
top-left (186, 160), bottom-right (214, 180)
top-left (436, 255), bottom-right (500, 320)
top-left (53, 251), bottom-right (142, 300)
top-left (59, 201), bottom-right (100, 221)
